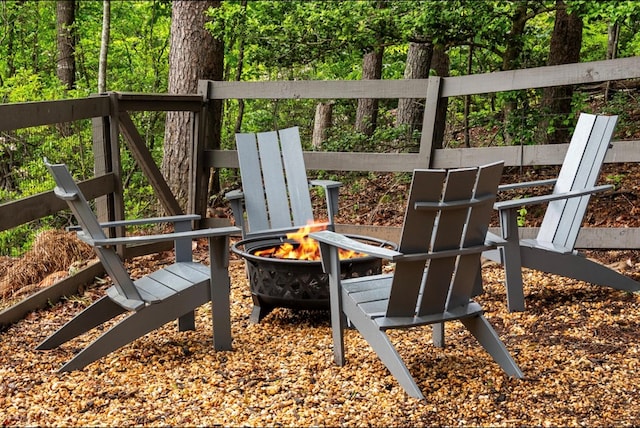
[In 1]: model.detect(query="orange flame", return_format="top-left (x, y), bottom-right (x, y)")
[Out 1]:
top-left (254, 223), bottom-right (366, 261)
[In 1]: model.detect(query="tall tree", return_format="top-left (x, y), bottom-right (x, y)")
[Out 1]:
top-left (97, 0), bottom-right (110, 93)
top-left (395, 40), bottom-right (433, 141)
top-left (162, 0), bottom-right (223, 211)
top-left (539, 0), bottom-right (583, 144)
top-left (55, 0), bottom-right (76, 90)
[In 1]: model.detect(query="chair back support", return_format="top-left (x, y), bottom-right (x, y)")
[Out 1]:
top-left (537, 114), bottom-right (618, 248)
top-left (235, 126), bottom-right (314, 234)
top-left (45, 161), bottom-right (143, 303)
top-left (386, 162), bottom-right (503, 318)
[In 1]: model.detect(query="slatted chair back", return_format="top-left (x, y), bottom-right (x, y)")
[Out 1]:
top-left (537, 113), bottom-right (617, 249)
top-left (235, 126), bottom-right (316, 235)
top-left (45, 161), bottom-right (144, 307)
top-left (385, 161), bottom-right (503, 321)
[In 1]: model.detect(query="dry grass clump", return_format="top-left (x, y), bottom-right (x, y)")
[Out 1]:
top-left (0, 229), bottom-right (93, 299)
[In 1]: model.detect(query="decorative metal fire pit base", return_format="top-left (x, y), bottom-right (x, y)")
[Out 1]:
top-left (232, 234), bottom-right (396, 323)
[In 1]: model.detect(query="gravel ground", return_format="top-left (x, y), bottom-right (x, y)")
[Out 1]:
top-left (1, 254), bottom-right (639, 427)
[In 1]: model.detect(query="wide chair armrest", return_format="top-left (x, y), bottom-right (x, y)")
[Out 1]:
top-left (309, 179), bottom-right (342, 220)
top-left (498, 178), bottom-right (557, 192)
top-left (67, 214), bottom-right (201, 232)
top-left (494, 184), bottom-right (613, 211)
top-left (225, 189), bottom-right (244, 201)
top-left (310, 230), bottom-right (401, 261)
top-left (78, 226), bottom-right (240, 247)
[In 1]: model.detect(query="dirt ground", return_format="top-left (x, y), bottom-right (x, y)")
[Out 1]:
top-left (1, 163), bottom-right (640, 426)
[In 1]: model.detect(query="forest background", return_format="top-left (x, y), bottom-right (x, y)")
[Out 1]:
top-left (1, 0), bottom-right (640, 256)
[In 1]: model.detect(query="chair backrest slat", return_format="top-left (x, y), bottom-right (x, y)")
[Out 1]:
top-left (45, 161), bottom-right (142, 302)
top-left (537, 114), bottom-right (617, 248)
top-left (236, 132), bottom-right (270, 232)
top-left (256, 130), bottom-right (293, 230)
top-left (279, 127), bottom-right (315, 225)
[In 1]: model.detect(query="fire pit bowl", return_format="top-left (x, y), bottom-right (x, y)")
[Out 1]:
top-left (232, 234), bottom-right (396, 322)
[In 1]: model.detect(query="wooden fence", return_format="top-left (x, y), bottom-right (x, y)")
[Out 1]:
top-left (1, 56), bottom-right (640, 326)
top-left (199, 56), bottom-right (640, 246)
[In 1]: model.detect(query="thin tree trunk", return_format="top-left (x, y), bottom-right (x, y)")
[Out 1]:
top-left (312, 102), bottom-right (333, 150)
top-left (56, 0), bottom-right (76, 91)
top-left (539, 0), bottom-right (583, 144)
top-left (396, 40), bottom-right (433, 142)
top-left (98, 0), bottom-right (110, 93)
top-left (355, 48), bottom-right (383, 137)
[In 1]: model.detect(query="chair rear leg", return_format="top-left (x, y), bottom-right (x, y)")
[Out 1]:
top-left (37, 296), bottom-right (126, 350)
top-left (58, 283), bottom-right (212, 372)
top-left (520, 247), bottom-right (640, 293)
top-left (460, 315), bottom-right (524, 378)
top-left (348, 310), bottom-right (425, 400)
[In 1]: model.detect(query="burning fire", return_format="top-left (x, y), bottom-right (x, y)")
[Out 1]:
top-left (254, 223), bottom-right (366, 261)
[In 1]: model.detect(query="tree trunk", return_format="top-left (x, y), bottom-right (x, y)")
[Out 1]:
top-left (396, 41), bottom-right (433, 142)
top-left (539, 0), bottom-right (583, 144)
top-left (56, 0), bottom-right (76, 91)
top-left (355, 48), bottom-right (384, 137)
top-left (98, 0), bottom-right (110, 93)
top-left (430, 44), bottom-right (450, 150)
top-left (312, 102), bottom-right (333, 150)
top-left (501, 1), bottom-right (529, 145)
top-left (163, 0), bottom-right (223, 212)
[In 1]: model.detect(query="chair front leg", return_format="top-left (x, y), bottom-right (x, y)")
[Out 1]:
top-left (498, 207), bottom-right (526, 312)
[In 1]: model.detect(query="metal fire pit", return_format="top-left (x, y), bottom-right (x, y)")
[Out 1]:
top-left (232, 234), bottom-right (396, 323)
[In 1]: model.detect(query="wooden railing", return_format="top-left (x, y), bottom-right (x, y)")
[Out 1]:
top-left (199, 56), bottom-right (640, 246)
top-left (2, 56), bottom-right (640, 326)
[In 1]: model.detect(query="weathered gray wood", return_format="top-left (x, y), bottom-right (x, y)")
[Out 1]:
top-left (115, 92), bottom-right (203, 112)
top-left (0, 97), bottom-right (110, 131)
top-left (38, 160), bottom-right (239, 371)
top-left (311, 162), bottom-right (522, 400)
top-left (206, 139), bottom-right (640, 173)
top-left (441, 57), bottom-right (640, 97)
top-left (484, 114), bottom-right (640, 312)
top-left (0, 174), bottom-right (116, 231)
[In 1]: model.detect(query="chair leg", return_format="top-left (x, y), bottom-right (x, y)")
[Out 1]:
top-left (431, 323), bottom-right (445, 348)
top-left (36, 296), bottom-right (126, 350)
top-left (460, 315), bottom-right (524, 378)
top-left (520, 247), bottom-right (640, 293)
top-left (57, 282), bottom-right (212, 372)
top-left (346, 304), bottom-right (425, 400)
top-left (178, 311), bottom-right (196, 331)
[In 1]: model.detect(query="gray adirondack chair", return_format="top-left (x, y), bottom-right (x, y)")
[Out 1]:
top-left (310, 161), bottom-right (523, 400)
top-left (225, 126), bottom-right (341, 239)
top-left (37, 160), bottom-right (239, 372)
top-left (226, 126), bottom-right (342, 321)
top-left (483, 113), bottom-right (640, 312)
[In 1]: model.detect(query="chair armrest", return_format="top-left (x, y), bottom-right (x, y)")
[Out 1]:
top-left (309, 179), bottom-right (342, 190)
top-left (78, 226), bottom-right (240, 247)
top-left (67, 214), bottom-right (201, 232)
top-left (309, 179), bottom-right (342, 222)
top-left (310, 230), bottom-right (401, 261)
top-left (494, 184), bottom-right (612, 211)
top-left (498, 178), bottom-right (557, 192)
top-left (485, 231), bottom-right (507, 246)
top-left (225, 189), bottom-right (244, 201)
